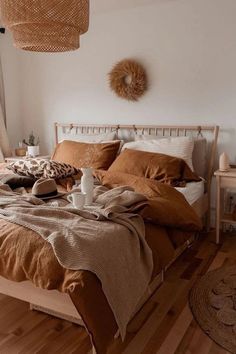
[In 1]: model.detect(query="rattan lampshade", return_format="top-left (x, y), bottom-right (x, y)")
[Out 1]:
top-left (0, 0), bottom-right (89, 52)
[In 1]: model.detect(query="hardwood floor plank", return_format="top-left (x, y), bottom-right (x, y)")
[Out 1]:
top-left (186, 326), bottom-right (213, 354)
top-left (208, 341), bottom-right (230, 354)
top-left (180, 257), bottom-right (202, 280)
top-left (175, 320), bottom-right (199, 354)
top-left (141, 275), bottom-right (200, 354)
top-left (156, 305), bottom-right (193, 354)
top-left (121, 280), bottom-right (187, 354)
top-left (0, 233), bottom-right (235, 354)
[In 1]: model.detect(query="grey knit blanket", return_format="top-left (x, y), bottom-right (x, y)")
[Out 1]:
top-left (0, 184), bottom-right (153, 339)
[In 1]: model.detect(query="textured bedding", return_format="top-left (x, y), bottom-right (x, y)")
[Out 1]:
top-left (0, 164), bottom-right (202, 353)
top-left (176, 179), bottom-right (205, 205)
top-left (0, 185), bottom-right (154, 340)
top-left (0, 162), bottom-right (11, 175)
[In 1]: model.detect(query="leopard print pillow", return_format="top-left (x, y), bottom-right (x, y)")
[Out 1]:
top-left (8, 159), bottom-right (78, 179)
top-left (43, 160), bottom-right (78, 179)
top-left (8, 159), bottom-right (47, 178)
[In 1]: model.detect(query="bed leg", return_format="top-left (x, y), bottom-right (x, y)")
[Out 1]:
top-left (89, 346), bottom-right (96, 354)
top-left (205, 191), bottom-right (211, 232)
top-left (204, 212), bottom-right (210, 232)
top-left (161, 270), bottom-right (164, 282)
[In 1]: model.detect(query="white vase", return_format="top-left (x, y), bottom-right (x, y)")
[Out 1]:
top-left (219, 152), bottom-right (230, 171)
top-left (27, 145), bottom-right (40, 157)
top-left (81, 167), bottom-right (94, 205)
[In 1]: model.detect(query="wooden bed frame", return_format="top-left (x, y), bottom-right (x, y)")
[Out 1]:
top-left (54, 123), bottom-right (219, 223)
top-left (0, 123), bottom-right (219, 348)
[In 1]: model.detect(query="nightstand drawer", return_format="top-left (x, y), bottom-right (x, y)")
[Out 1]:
top-left (219, 177), bottom-right (236, 189)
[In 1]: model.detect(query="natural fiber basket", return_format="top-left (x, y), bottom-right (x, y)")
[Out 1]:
top-left (0, 0), bottom-right (89, 52)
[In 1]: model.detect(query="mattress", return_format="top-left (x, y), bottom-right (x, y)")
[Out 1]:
top-left (175, 180), bottom-right (204, 205)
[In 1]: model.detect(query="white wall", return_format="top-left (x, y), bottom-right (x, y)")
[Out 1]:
top-left (1, 0), bottom-right (236, 161)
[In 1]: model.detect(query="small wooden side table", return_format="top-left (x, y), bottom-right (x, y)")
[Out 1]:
top-left (214, 169), bottom-right (236, 244)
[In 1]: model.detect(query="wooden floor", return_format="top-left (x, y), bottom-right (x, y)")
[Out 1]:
top-left (0, 231), bottom-right (235, 354)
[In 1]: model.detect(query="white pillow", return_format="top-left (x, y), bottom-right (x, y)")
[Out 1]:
top-left (59, 131), bottom-right (117, 143)
top-left (122, 136), bottom-right (194, 170)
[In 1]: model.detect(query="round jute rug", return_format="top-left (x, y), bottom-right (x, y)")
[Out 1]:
top-left (189, 265), bottom-right (236, 353)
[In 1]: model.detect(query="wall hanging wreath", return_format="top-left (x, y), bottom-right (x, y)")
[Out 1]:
top-left (108, 59), bottom-right (147, 101)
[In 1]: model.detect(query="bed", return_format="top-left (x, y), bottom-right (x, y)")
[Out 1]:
top-left (0, 123), bottom-right (219, 354)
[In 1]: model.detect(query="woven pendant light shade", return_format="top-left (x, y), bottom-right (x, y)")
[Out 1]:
top-left (0, 0), bottom-right (89, 52)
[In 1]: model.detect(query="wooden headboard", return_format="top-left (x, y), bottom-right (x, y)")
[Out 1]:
top-left (54, 123), bottom-right (219, 192)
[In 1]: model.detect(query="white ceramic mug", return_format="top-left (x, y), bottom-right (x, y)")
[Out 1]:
top-left (67, 192), bottom-right (86, 209)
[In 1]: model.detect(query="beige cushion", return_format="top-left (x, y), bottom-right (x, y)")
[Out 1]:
top-left (134, 134), bottom-right (207, 177)
top-left (59, 131), bottom-right (117, 143)
top-left (124, 136), bottom-right (194, 170)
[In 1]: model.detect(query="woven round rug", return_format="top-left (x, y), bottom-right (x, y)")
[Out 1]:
top-left (189, 265), bottom-right (236, 353)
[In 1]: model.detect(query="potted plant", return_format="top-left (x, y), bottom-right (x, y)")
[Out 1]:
top-left (23, 132), bottom-right (40, 157)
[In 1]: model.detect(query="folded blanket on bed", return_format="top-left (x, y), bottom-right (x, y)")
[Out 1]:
top-left (0, 184), bottom-right (153, 339)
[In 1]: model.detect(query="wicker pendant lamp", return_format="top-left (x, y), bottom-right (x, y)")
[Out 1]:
top-left (0, 0), bottom-right (89, 52)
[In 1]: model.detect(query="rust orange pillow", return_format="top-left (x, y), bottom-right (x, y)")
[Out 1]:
top-left (52, 140), bottom-right (121, 170)
top-left (93, 170), bottom-right (202, 231)
top-left (108, 148), bottom-right (200, 185)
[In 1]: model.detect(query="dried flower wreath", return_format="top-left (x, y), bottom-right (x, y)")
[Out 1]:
top-left (109, 59), bottom-right (147, 101)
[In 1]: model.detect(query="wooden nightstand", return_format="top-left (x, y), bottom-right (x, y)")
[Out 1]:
top-left (214, 169), bottom-right (236, 244)
top-left (5, 155), bottom-right (50, 163)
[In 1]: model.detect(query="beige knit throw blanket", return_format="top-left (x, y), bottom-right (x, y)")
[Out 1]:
top-left (0, 184), bottom-right (153, 339)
